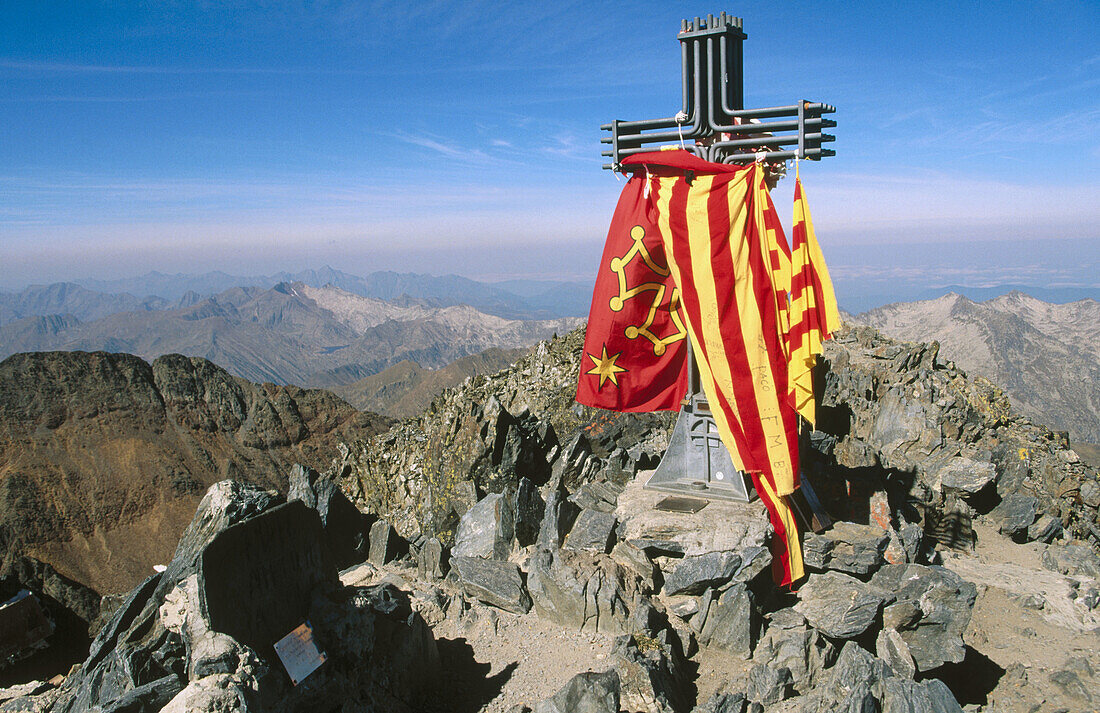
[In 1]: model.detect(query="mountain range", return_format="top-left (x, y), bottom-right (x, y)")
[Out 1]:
top-left (0, 282), bottom-right (581, 388)
top-left (859, 291), bottom-right (1100, 445)
top-left (0, 266), bottom-right (593, 321)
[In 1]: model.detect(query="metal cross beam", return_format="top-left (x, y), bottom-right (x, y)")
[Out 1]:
top-left (604, 13), bottom-right (839, 502)
top-left (601, 13), bottom-right (836, 169)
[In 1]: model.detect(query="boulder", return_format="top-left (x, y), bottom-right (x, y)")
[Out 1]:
top-left (745, 663), bottom-right (791, 705)
top-left (689, 689), bottom-right (747, 713)
top-left (564, 510), bottom-right (618, 554)
top-left (417, 537), bottom-right (448, 580)
top-left (752, 608), bottom-right (836, 693)
top-left (698, 582), bottom-right (756, 657)
top-left (1027, 514), bottom-right (1063, 544)
top-left (662, 551), bottom-right (741, 596)
top-left (453, 493), bottom-right (515, 560)
top-left (449, 556), bottom-right (531, 614)
top-left (610, 541), bottom-right (657, 592)
top-left (569, 481), bottom-right (624, 513)
top-left (988, 493), bottom-right (1039, 537)
top-left (868, 564), bottom-right (976, 671)
top-left (610, 635), bottom-right (687, 713)
top-left (932, 457), bottom-right (997, 495)
top-left (532, 670), bottom-right (620, 713)
top-left (526, 549), bottom-right (635, 634)
top-left (368, 519), bottom-right (408, 565)
top-left (795, 571), bottom-right (885, 640)
top-left (1042, 540), bottom-right (1100, 578)
top-left (537, 482), bottom-right (580, 551)
top-left (802, 522), bottom-right (889, 576)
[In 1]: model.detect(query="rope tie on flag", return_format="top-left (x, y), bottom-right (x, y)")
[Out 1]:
top-left (675, 111), bottom-right (688, 150)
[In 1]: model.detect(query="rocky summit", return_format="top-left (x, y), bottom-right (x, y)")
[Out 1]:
top-left (2, 324), bottom-right (1099, 712)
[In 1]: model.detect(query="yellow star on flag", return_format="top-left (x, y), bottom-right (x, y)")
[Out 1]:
top-left (586, 345), bottom-right (627, 388)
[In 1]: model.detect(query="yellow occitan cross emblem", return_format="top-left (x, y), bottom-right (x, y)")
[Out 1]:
top-left (586, 345), bottom-right (627, 388)
top-left (609, 225), bottom-right (687, 356)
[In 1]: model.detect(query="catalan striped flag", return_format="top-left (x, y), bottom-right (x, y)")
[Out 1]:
top-left (788, 172), bottom-right (841, 427)
top-left (620, 151), bottom-right (803, 585)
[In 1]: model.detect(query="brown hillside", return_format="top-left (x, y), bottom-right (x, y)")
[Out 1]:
top-left (0, 350), bottom-right (391, 595)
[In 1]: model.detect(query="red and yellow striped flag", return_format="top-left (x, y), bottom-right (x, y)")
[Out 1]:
top-left (788, 172), bottom-right (841, 427)
top-left (622, 152), bottom-right (804, 585)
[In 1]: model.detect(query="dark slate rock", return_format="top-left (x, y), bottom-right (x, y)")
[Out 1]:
top-left (368, 519), bottom-right (408, 565)
top-left (934, 457), bottom-right (997, 495)
top-left (795, 571), bottom-right (885, 640)
top-left (689, 690), bottom-right (747, 713)
top-left (753, 607), bottom-right (836, 693)
top-left (627, 538), bottom-right (685, 557)
top-left (662, 551), bottom-right (741, 596)
top-left (610, 634), bottom-right (687, 713)
top-left (99, 674), bottom-right (183, 713)
top-left (803, 522), bottom-right (889, 576)
top-left (200, 500), bottom-right (337, 654)
top-left (417, 537), bottom-right (448, 580)
top-left (564, 510), bottom-right (618, 554)
top-left (1042, 540), bottom-right (1100, 578)
top-left (1027, 514), bottom-right (1063, 544)
top-left (532, 670), bottom-right (620, 713)
top-left (288, 463), bottom-right (373, 569)
top-left (526, 549), bottom-right (635, 634)
top-left (745, 663), bottom-right (791, 705)
top-left (513, 478), bottom-right (545, 547)
top-left (868, 564), bottom-right (976, 671)
top-left (454, 492), bottom-right (515, 560)
top-left (699, 582), bottom-right (756, 657)
top-left (610, 541), bottom-right (657, 591)
top-left (876, 628), bottom-right (916, 680)
top-left (450, 556), bottom-right (531, 614)
top-left (569, 481), bottom-right (624, 513)
top-left (550, 432), bottom-right (594, 488)
top-left (537, 482), bottom-right (579, 551)
top-left (988, 493), bottom-right (1039, 537)
top-left (50, 481), bottom-right (281, 713)
top-left (733, 546), bottom-right (772, 585)
top-left (879, 678), bottom-right (964, 712)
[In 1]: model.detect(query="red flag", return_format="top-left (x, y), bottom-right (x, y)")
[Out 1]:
top-left (575, 167), bottom-right (689, 412)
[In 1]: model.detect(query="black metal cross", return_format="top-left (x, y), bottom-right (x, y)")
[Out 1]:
top-left (609, 13), bottom-right (839, 502)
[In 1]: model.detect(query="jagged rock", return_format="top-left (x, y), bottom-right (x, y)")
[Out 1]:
top-left (1081, 480), bottom-right (1100, 509)
top-left (879, 678), bottom-right (963, 712)
top-left (795, 571), bottom-right (885, 640)
top-left (564, 510), bottom-right (618, 554)
top-left (876, 628), bottom-right (916, 679)
top-left (746, 663), bottom-right (792, 705)
top-left (733, 546), bottom-right (773, 586)
top-left (690, 689), bottom-right (747, 713)
top-left (526, 549), bottom-right (636, 634)
top-left (989, 493), bottom-right (1039, 537)
top-left (537, 481), bottom-right (580, 551)
top-left (453, 493), bottom-right (515, 560)
top-left (752, 608), bottom-right (836, 693)
top-left (532, 670), bottom-right (620, 713)
top-left (417, 537), bottom-right (448, 580)
top-left (48, 481), bottom-right (281, 713)
top-left (368, 519), bottom-right (408, 565)
top-left (868, 564), bottom-right (976, 671)
top-left (288, 462), bottom-right (373, 569)
top-left (803, 522), bottom-right (889, 576)
top-left (698, 582), bottom-right (756, 657)
top-left (610, 541), bottom-right (657, 592)
top-left (662, 551), bottom-right (741, 596)
top-left (1042, 540), bottom-right (1100, 578)
top-left (513, 478), bottom-right (545, 547)
top-left (569, 481), bottom-right (624, 513)
top-left (1027, 514), bottom-right (1063, 544)
top-left (932, 457), bottom-right (997, 495)
top-left (449, 556), bottom-right (531, 614)
top-left (610, 634), bottom-right (686, 713)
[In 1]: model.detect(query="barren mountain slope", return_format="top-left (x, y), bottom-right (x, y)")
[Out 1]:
top-left (860, 292), bottom-right (1100, 444)
top-left (0, 350), bottom-right (390, 595)
top-left (0, 282), bottom-right (582, 387)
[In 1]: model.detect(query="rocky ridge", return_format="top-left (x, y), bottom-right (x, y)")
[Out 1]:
top-left (3, 324), bottom-right (1099, 712)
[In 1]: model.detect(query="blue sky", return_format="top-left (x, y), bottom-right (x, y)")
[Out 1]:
top-left (1, 1), bottom-right (1098, 299)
